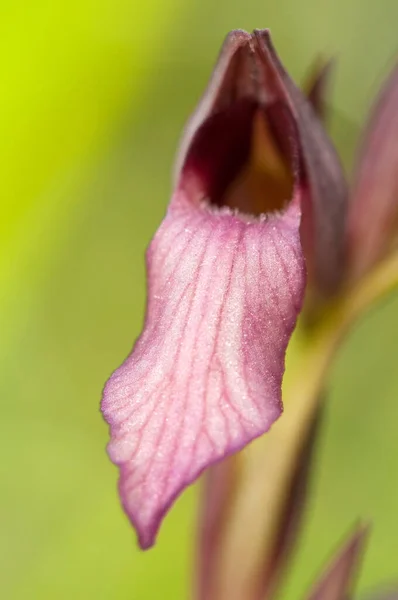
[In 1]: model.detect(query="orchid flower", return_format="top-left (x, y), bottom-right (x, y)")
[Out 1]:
top-left (101, 28), bottom-right (398, 600)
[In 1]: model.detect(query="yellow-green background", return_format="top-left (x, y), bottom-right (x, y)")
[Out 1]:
top-left (2, 1), bottom-right (398, 598)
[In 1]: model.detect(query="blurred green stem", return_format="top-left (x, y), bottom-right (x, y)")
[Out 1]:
top-left (259, 249), bottom-right (398, 593)
top-left (203, 250), bottom-right (398, 600)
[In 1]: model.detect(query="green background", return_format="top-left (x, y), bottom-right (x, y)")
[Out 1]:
top-left (2, 0), bottom-right (398, 598)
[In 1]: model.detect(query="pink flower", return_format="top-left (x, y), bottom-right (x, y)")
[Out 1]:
top-left (101, 29), bottom-right (347, 549)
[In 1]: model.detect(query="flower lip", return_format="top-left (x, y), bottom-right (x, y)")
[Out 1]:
top-left (101, 28), bottom-right (308, 550)
top-left (176, 31), bottom-right (302, 218)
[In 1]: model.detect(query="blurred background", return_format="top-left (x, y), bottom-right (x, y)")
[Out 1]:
top-left (2, 0), bottom-right (398, 598)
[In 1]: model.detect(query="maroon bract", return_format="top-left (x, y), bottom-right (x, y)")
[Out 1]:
top-left (347, 61), bottom-right (398, 281)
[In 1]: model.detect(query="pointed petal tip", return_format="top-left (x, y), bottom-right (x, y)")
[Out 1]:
top-left (305, 57), bottom-right (336, 122)
top-left (307, 523), bottom-right (370, 600)
top-left (104, 369), bottom-right (283, 550)
top-left (118, 413), bottom-right (282, 551)
top-left (112, 403), bottom-right (284, 551)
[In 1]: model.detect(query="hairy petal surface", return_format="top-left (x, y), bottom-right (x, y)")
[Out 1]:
top-left (101, 190), bottom-right (305, 548)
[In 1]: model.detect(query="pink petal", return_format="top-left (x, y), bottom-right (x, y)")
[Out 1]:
top-left (101, 190), bottom-right (305, 548)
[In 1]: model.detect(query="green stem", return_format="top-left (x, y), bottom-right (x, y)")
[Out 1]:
top-left (200, 251), bottom-right (398, 600)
